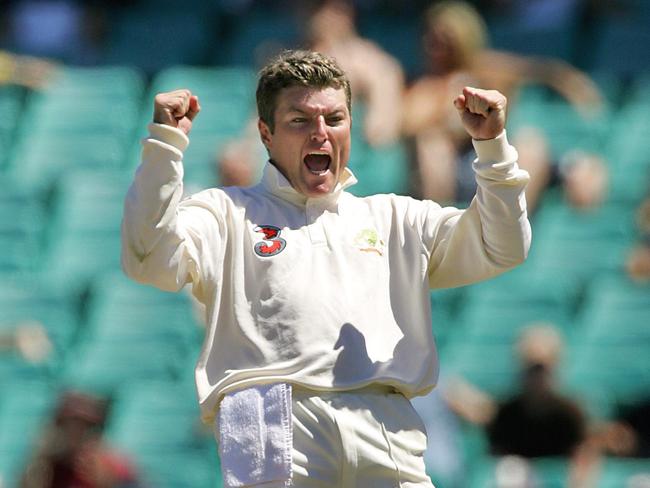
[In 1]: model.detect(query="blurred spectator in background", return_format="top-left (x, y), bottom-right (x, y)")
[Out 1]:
top-left (572, 392), bottom-right (650, 485)
top-left (626, 241), bottom-right (650, 284)
top-left (4, 1), bottom-right (88, 62)
top-left (626, 196), bottom-right (650, 283)
top-left (558, 150), bottom-right (609, 210)
top-left (411, 377), bottom-right (465, 487)
top-left (445, 324), bottom-right (587, 459)
top-left (1, 0), bottom-right (134, 65)
top-left (0, 321), bottom-right (52, 364)
top-left (593, 397), bottom-right (650, 459)
top-left (402, 0), bottom-right (603, 208)
top-left (218, 118), bottom-right (268, 187)
top-left (218, 0), bottom-right (406, 187)
top-left (21, 391), bottom-right (142, 488)
top-left (307, 0), bottom-right (405, 146)
top-left (476, 0), bottom-right (582, 29)
top-left (0, 50), bottom-right (58, 89)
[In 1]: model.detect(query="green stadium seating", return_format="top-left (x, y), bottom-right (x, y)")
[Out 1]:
top-left (133, 450), bottom-right (223, 488)
top-left (507, 97), bottom-right (610, 162)
top-left (61, 340), bottom-right (186, 396)
top-left (125, 122), bottom-right (239, 188)
top-left (597, 459), bottom-right (650, 488)
top-left (563, 342), bottom-right (650, 419)
top-left (43, 66), bottom-right (145, 99)
top-left (105, 380), bottom-right (221, 487)
top-left (84, 271), bottom-right (203, 351)
top-left (0, 86), bottom-right (25, 170)
top-left (430, 286), bottom-right (467, 350)
top-left (36, 169), bottom-right (129, 292)
top-left (528, 233), bottom-right (631, 287)
top-left (8, 133), bottom-right (128, 191)
top-left (458, 267), bottom-right (579, 342)
top-left (441, 340), bottom-right (519, 398)
top-left (604, 104), bottom-right (650, 205)
top-left (130, 66), bottom-right (258, 187)
top-left (588, 71), bottom-right (625, 110)
top-left (348, 139), bottom-right (410, 197)
top-left (579, 274), bottom-right (650, 344)
top-left (21, 97), bottom-right (141, 145)
top-left (468, 456), bottom-right (571, 488)
top-left (533, 202), bottom-right (636, 243)
top-left (107, 381), bottom-right (206, 450)
top-left (4, 67), bottom-right (145, 197)
top-left (40, 232), bottom-right (122, 296)
top-left (0, 180), bottom-right (45, 273)
top-left (563, 273), bottom-right (650, 418)
top-left (584, 274), bottom-right (650, 308)
top-left (151, 66), bottom-right (257, 104)
top-left (529, 202), bottom-right (637, 286)
top-left (47, 169), bottom-right (129, 234)
top-left (0, 278), bottom-right (78, 381)
top-left (181, 133), bottom-right (232, 189)
top-left (0, 234), bottom-right (41, 275)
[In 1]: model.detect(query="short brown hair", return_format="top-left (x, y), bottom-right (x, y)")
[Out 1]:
top-left (256, 50), bottom-right (352, 132)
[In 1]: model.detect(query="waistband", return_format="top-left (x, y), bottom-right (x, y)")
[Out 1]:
top-left (291, 383), bottom-right (399, 397)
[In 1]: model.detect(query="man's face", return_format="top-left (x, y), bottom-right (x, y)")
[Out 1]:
top-left (258, 85), bottom-right (351, 198)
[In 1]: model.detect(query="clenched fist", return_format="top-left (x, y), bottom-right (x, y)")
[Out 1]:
top-left (153, 89), bottom-right (201, 135)
top-left (454, 87), bottom-right (507, 141)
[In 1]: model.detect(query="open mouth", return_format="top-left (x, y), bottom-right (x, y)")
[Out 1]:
top-left (304, 152), bottom-right (331, 175)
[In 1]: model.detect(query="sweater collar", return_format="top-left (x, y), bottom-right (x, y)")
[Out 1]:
top-left (260, 160), bottom-right (358, 206)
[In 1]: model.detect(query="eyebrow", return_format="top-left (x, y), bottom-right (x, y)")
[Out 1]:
top-left (286, 106), bottom-right (347, 115)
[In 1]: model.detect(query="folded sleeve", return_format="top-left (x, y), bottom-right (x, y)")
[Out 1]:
top-left (121, 123), bottom-right (223, 296)
top-left (426, 130), bottom-right (532, 289)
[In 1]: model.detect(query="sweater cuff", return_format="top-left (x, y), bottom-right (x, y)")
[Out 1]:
top-left (147, 123), bottom-right (190, 152)
top-left (472, 130), bottom-right (516, 164)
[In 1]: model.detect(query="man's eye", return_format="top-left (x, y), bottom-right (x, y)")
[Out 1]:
top-left (291, 118), bottom-right (306, 123)
top-left (327, 117), bottom-right (343, 125)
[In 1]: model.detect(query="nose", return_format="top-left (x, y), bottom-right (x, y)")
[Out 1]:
top-left (310, 115), bottom-right (328, 142)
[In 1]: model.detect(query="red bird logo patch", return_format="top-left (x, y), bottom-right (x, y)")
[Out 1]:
top-left (254, 225), bottom-right (287, 257)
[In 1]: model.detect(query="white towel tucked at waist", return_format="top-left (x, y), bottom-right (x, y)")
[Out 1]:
top-left (217, 383), bottom-right (293, 487)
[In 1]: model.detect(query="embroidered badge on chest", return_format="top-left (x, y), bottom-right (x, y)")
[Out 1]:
top-left (254, 225), bottom-right (287, 257)
top-left (353, 228), bottom-right (385, 256)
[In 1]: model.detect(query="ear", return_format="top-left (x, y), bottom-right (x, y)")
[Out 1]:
top-left (258, 119), bottom-right (273, 150)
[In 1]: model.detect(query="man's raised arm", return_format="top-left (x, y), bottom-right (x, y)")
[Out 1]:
top-left (121, 90), bottom-right (219, 293)
top-left (427, 87), bottom-right (532, 288)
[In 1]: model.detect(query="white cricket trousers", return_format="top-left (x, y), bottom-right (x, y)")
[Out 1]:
top-left (219, 386), bottom-right (435, 488)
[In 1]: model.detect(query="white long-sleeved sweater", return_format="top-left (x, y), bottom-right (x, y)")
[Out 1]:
top-left (121, 123), bottom-right (531, 423)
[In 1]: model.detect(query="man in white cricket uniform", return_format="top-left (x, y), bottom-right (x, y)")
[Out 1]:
top-left (121, 50), bottom-right (531, 487)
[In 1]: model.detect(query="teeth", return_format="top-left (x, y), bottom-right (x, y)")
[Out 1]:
top-left (304, 152), bottom-right (331, 175)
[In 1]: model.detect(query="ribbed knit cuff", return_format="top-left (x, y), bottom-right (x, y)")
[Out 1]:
top-left (472, 130), bottom-right (517, 164)
top-left (147, 123), bottom-right (190, 152)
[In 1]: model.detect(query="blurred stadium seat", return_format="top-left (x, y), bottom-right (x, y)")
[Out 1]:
top-left (597, 459), bottom-right (650, 488)
top-left (84, 271), bottom-right (203, 352)
top-left (468, 456), bottom-right (571, 488)
top-left (0, 86), bottom-right (24, 170)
